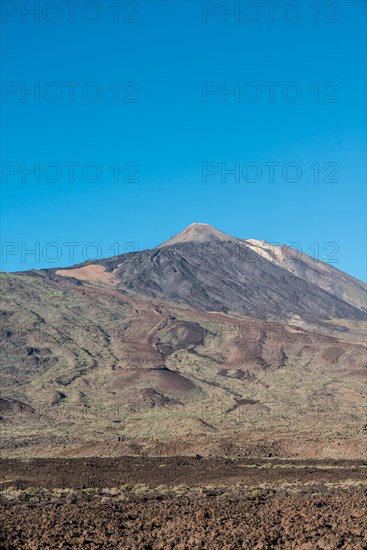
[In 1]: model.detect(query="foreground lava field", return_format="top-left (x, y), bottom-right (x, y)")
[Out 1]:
top-left (0, 457), bottom-right (366, 549)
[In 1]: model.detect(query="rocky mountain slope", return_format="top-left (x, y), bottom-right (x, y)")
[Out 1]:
top-left (46, 223), bottom-right (366, 324)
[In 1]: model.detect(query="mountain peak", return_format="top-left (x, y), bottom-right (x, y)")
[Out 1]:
top-left (158, 223), bottom-right (236, 247)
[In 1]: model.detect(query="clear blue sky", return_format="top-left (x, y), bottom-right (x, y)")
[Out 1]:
top-left (1, 1), bottom-right (366, 280)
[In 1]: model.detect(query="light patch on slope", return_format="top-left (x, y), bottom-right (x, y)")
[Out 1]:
top-left (56, 265), bottom-right (116, 285)
top-left (244, 239), bottom-right (287, 266)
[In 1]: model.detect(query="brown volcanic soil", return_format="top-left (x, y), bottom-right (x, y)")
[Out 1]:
top-left (1, 491), bottom-right (366, 550)
top-left (1, 458), bottom-right (367, 549)
top-left (1, 457), bottom-right (366, 490)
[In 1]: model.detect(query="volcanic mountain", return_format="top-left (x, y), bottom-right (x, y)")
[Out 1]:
top-left (1, 224), bottom-right (366, 459)
top-left (45, 223), bottom-right (366, 324)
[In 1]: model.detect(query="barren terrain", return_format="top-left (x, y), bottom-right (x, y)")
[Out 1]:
top-left (0, 457), bottom-right (366, 549)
